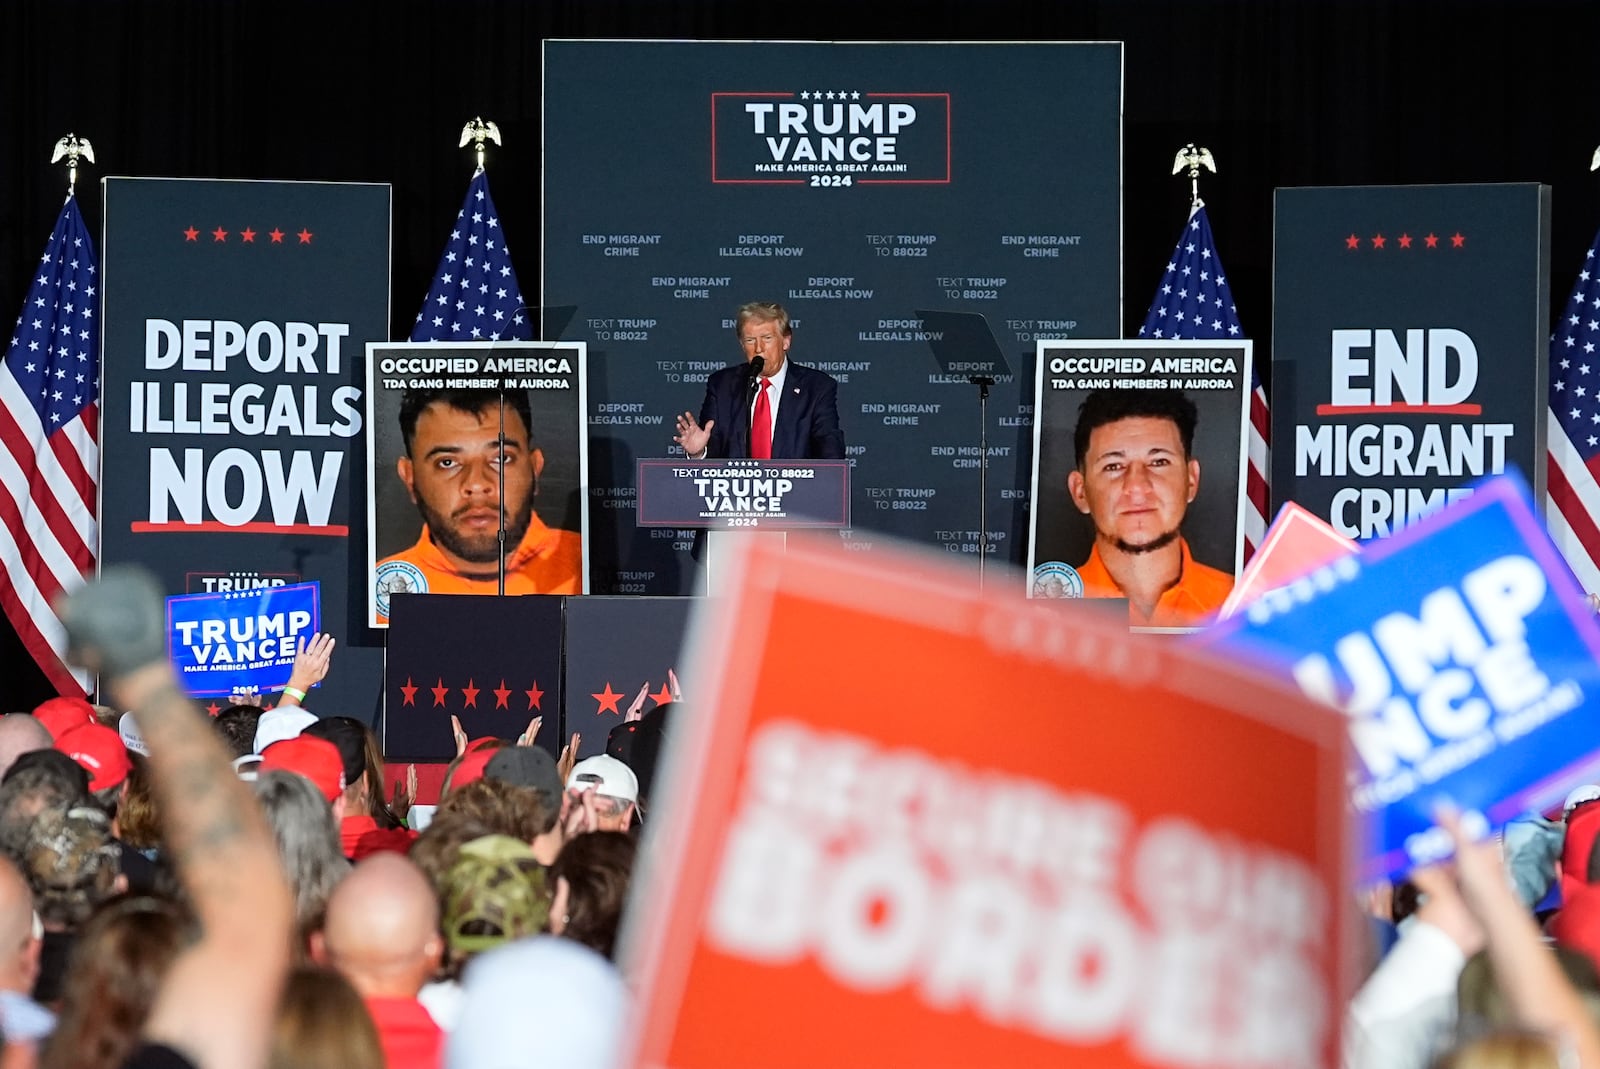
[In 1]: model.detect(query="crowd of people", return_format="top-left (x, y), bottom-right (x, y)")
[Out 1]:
top-left (0, 567), bottom-right (661, 1069)
top-left (4, 565), bottom-right (1600, 1068)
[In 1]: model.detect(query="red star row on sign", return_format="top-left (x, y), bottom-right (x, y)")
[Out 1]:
top-left (396, 677), bottom-right (545, 710)
top-left (1343, 231), bottom-right (1465, 250)
top-left (183, 226), bottom-right (314, 244)
top-left (591, 680), bottom-right (675, 715)
top-left (205, 699), bottom-right (278, 717)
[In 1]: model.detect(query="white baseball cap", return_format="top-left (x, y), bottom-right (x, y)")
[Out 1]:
top-left (117, 712), bottom-right (149, 757)
top-left (252, 707), bottom-right (317, 754)
top-left (1565, 784), bottom-right (1600, 817)
top-left (565, 754), bottom-right (639, 804)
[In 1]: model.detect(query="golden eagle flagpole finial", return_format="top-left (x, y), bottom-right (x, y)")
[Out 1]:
top-left (459, 117), bottom-right (502, 174)
top-left (1172, 143), bottom-right (1216, 208)
top-left (50, 134), bottom-right (95, 195)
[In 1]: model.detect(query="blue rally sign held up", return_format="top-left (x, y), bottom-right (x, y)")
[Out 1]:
top-left (1205, 474), bottom-right (1600, 882)
top-left (166, 581), bottom-right (321, 698)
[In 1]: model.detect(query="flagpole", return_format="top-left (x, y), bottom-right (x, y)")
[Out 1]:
top-left (461, 119), bottom-right (511, 598)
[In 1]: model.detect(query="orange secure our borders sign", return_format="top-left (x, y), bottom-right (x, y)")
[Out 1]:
top-left (623, 535), bottom-right (1353, 1069)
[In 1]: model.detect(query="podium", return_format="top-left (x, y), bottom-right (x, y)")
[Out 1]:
top-left (636, 458), bottom-right (851, 593)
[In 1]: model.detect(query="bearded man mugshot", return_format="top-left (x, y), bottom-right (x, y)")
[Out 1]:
top-left (1064, 388), bottom-right (1234, 627)
top-left (373, 387), bottom-right (582, 624)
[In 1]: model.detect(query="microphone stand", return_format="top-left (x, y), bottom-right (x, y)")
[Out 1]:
top-left (971, 374), bottom-right (995, 588)
top-left (495, 304), bottom-right (541, 598)
top-left (745, 355), bottom-right (764, 458)
top-left (497, 388), bottom-right (507, 597)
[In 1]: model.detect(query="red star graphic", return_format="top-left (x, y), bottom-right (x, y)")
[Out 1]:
top-left (525, 681), bottom-right (545, 710)
top-left (205, 701), bottom-right (221, 717)
top-left (1371, 233), bottom-right (1386, 249)
top-left (461, 678), bottom-right (480, 708)
top-left (297, 228), bottom-right (314, 244)
top-left (240, 227), bottom-right (257, 243)
top-left (593, 683), bottom-right (623, 715)
top-left (183, 226), bottom-right (200, 242)
top-left (650, 683), bottom-right (674, 706)
top-left (212, 226), bottom-right (228, 242)
top-left (400, 677), bottom-right (418, 706)
top-left (269, 228), bottom-right (285, 243)
top-left (431, 678), bottom-right (450, 707)
top-left (1398, 233), bottom-right (1413, 249)
top-left (1451, 232), bottom-right (1465, 248)
top-left (1425, 233), bottom-right (1439, 248)
top-left (1345, 234), bottom-right (1360, 250)
top-left (494, 680), bottom-right (511, 709)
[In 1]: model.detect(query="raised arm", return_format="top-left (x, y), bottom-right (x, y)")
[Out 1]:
top-left (59, 567), bottom-right (292, 1069)
top-left (1441, 807), bottom-right (1600, 1068)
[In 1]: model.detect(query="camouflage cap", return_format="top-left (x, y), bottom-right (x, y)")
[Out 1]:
top-left (24, 805), bottom-right (121, 927)
top-left (439, 834), bottom-right (552, 956)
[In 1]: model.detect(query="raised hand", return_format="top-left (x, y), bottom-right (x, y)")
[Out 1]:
top-left (674, 411), bottom-right (713, 457)
top-left (57, 565), bottom-right (168, 679)
top-left (391, 762), bottom-right (419, 818)
top-left (517, 716), bottom-right (543, 747)
top-left (558, 731), bottom-right (581, 783)
top-left (287, 632), bottom-right (335, 694)
top-left (625, 683), bottom-right (649, 723)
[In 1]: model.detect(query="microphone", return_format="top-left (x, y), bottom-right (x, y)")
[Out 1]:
top-left (746, 355), bottom-right (764, 391)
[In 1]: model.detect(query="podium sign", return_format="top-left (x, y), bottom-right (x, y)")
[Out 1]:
top-left (637, 459), bottom-right (851, 529)
top-left (1271, 184), bottom-right (1550, 542)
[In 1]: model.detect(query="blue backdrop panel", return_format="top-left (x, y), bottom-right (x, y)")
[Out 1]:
top-left (543, 41), bottom-right (1124, 593)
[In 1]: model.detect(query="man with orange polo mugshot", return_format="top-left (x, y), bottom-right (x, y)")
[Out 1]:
top-left (373, 387), bottom-right (583, 625)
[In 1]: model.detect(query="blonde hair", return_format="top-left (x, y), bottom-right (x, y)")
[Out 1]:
top-left (269, 966), bottom-right (384, 1069)
top-left (734, 301), bottom-right (790, 339)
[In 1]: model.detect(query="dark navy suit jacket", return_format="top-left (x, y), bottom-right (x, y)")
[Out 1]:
top-left (696, 361), bottom-right (846, 459)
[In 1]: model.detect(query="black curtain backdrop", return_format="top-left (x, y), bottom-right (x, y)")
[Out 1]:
top-left (2, 0), bottom-right (1595, 709)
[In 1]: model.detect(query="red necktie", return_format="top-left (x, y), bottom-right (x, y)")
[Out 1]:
top-left (751, 378), bottom-right (773, 459)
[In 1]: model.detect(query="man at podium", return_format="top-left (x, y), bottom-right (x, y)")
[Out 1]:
top-left (1065, 388), bottom-right (1233, 626)
top-left (673, 301), bottom-right (845, 460)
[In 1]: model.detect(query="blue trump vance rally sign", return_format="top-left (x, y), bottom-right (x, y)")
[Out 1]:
top-left (166, 581), bottom-right (321, 698)
top-left (1205, 475), bottom-right (1600, 882)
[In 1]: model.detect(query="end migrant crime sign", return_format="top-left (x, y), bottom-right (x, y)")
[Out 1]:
top-left (1205, 475), bottom-right (1600, 882)
top-left (166, 581), bottom-right (320, 697)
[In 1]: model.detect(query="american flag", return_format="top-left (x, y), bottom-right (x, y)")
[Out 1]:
top-left (412, 169), bottom-right (531, 342)
top-left (1546, 229), bottom-right (1600, 592)
top-left (1137, 202), bottom-right (1269, 562)
top-left (0, 194), bottom-right (100, 695)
